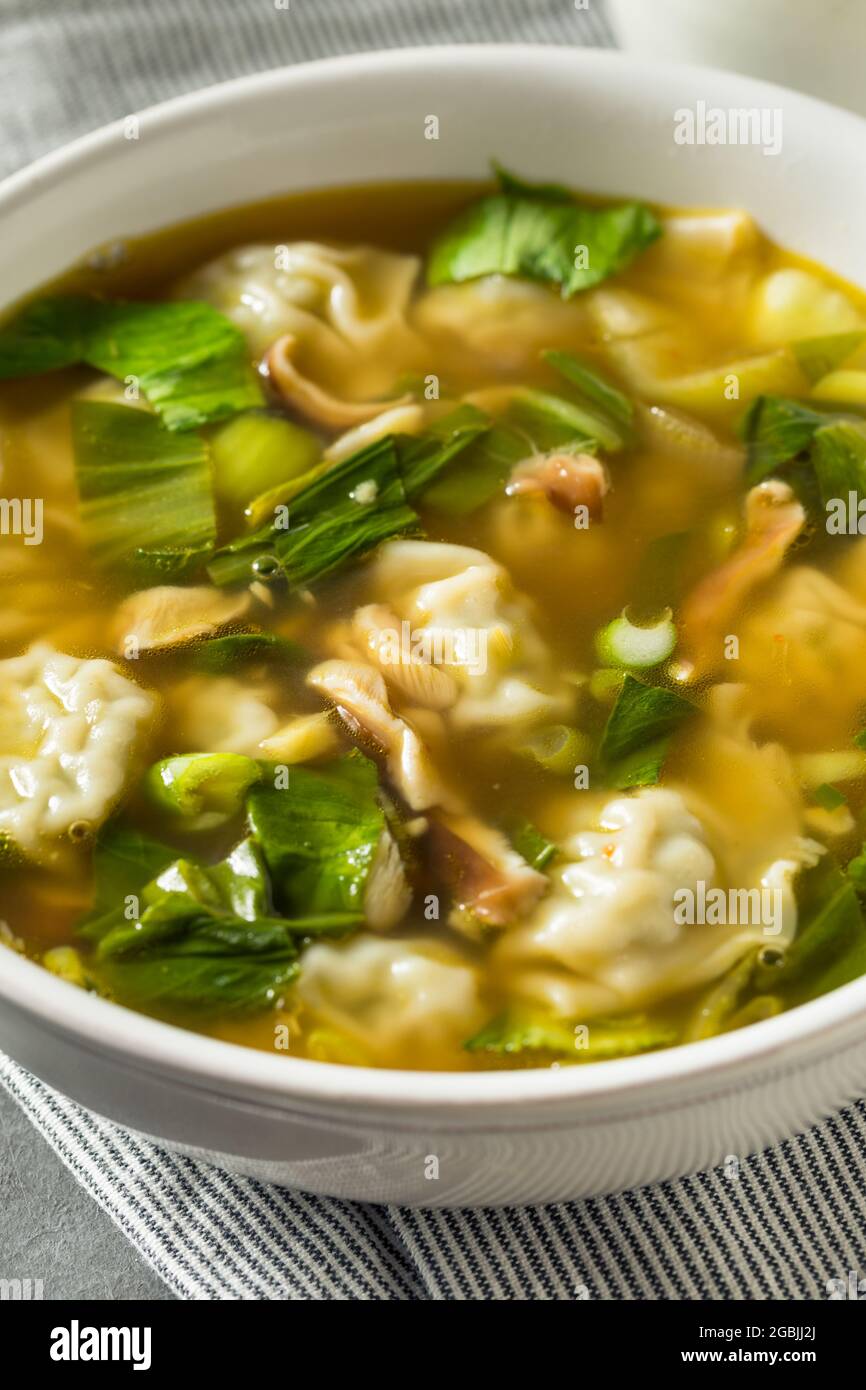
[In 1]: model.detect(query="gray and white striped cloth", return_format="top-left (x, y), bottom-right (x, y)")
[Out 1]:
top-left (2, 0), bottom-right (866, 1301)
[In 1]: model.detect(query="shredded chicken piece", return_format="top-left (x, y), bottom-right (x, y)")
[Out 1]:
top-left (426, 812), bottom-right (548, 929)
top-left (351, 604), bottom-right (459, 710)
top-left (307, 658), bottom-right (459, 812)
top-left (265, 333), bottom-right (412, 429)
top-left (675, 480), bottom-right (806, 681)
top-left (506, 452), bottom-right (609, 519)
top-left (112, 585), bottom-right (251, 654)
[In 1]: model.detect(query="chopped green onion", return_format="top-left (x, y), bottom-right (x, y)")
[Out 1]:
top-left (516, 723), bottom-right (592, 775)
top-left (595, 608), bottom-right (677, 670)
top-left (210, 411), bottom-right (321, 515)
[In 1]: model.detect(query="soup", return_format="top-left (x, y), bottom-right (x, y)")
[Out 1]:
top-left (2, 169), bottom-right (866, 1071)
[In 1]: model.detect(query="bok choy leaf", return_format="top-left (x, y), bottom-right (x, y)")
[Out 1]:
top-left (81, 833), bottom-right (355, 1014)
top-left (464, 1010), bottom-right (677, 1060)
top-left (599, 674), bottom-right (697, 789)
top-left (72, 401), bottom-right (217, 575)
top-left (208, 436), bottom-right (418, 588)
top-left (755, 856), bottom-right (866, 1006)
top-left (247, 752), bottom-right (389, 921)
top-left (0, 296), bottom-right (264, 429)
top-left (397, 403), bottom-right (489, 499)
top-left (739, 394), bottom-right (837, 484)
top-left (427, 166), bottom-right (661, 299)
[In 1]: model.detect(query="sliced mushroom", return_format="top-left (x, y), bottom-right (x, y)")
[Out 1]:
top-left (426, 812), bottom-right (548, 930)
top-left (307, 658), bottom-right (459, 812)
top-left (674, 480), bottom-right (806, 681)
top-left (364, 825), bottom-right (413, 931)
top-left (112, 585), bottom-right (251, 654)
top-left (506, 452), bottom-right (610, 520)
top-left (265, 333), bottom-right (413, 430)
top-left (351, 604), bottom-right (459, 710)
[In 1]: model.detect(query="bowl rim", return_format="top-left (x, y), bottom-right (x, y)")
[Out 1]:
top-left (3, 43), bottom-right (866, 1117)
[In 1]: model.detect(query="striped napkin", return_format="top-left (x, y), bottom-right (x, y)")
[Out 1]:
top-left (2, 0), bottom-right (866, 1300)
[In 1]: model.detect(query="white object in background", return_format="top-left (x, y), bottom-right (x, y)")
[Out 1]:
top-left (607, 0), bottom-right (866, 116)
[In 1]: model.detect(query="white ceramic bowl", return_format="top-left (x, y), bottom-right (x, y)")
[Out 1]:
top-left (2, 47), bottom-right (866, 1208)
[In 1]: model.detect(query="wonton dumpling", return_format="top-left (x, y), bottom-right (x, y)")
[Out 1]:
top-left (168, 675), bottom-right (278, 756)
top-left (177, 241), bottom-right (423, 399)
top-left (413, 274), bottom-right (590, 373)
top-left (736, 566), bottom-right (866, 745)
top-left (0, 644), bottom-right (157, 860)
top-left (366, 540), bottom-right (573, 730)
top-left (297, 935), bottom-right (484, 1066)
top-left (495, 787), bottom-right (808, 1022)
top-left (746, 268), bottom-right (864, 348)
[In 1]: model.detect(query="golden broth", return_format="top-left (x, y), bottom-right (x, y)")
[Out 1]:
top-left (2, 181), bottom-right (866, 1070)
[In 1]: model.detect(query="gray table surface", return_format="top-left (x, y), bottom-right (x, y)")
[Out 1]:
top-left (0, 1088), bottom-right (173, 1299)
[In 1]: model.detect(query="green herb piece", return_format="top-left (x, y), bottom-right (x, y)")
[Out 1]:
top-left (543, 348), bottom-right (634, 440)
top-left (465, 1010), bottom-right (676, 1060)
top-left (0, 296), bottom-right (263, 429)
top-left (208, 436), bottom-right (418, 589)
top-left (813, 782), bottom-right (847, 812)
top-left (755, 857), bottom-right (866, 1004)
top-left (247, 752), bottom-right (386, 920)
top-left (793, 332), bottom-right (866, 385)
top-left (504, 819), bottom-right (558, 871)
top-left (599, 674), bottom-right (696, 789)
top-left (428, 167), bottom-right (661, 299)
top-left (72, 401), bottom-right (216, 573)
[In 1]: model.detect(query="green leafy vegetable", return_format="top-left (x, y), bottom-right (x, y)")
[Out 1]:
top-left (505, 819), bottom-right (558, 871)
top-left (465, 1010), bottom-right (677, 1060)
top-left (685, 950), bottom-right (757, 1042)
top-left (208, 436), bottom-right (418, 588)
top-left (0, 296), bottom-right (263, 429)
top-left (812, 419), bottom-right (866, 509)
top-left (422, 420), bottom-right (528, 515)
top-left (543, 348), bottom-right (634, 442)
top-left (793, 332), bottom-right (866, 385)
top-left (599, 674), bottom-right (696, 789)
top-left (182, 632), bottom-right (306, 673)
top-left (507, 387), bottom-right (619, 453)
top-left (739, 394), bottom-right (837, 485)
top-left (143, 753), bottom-right (262, 830)
top-left (813, 782), bottom-right (847, 812)
top-left (84, 837), bottom-right (354, 1015)
top-left (427, 167), bottom-right (661, 299)
top-left (72, 401), bottom-right (216, 574)
top-left (79, 823), bottom-right (178, 944)
top-left (397, 403), bottom-right (489, 499)
top-left (755, 857), bottom-right (866, 1005)
top-left (248, 752), bottom-right (387, 919)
